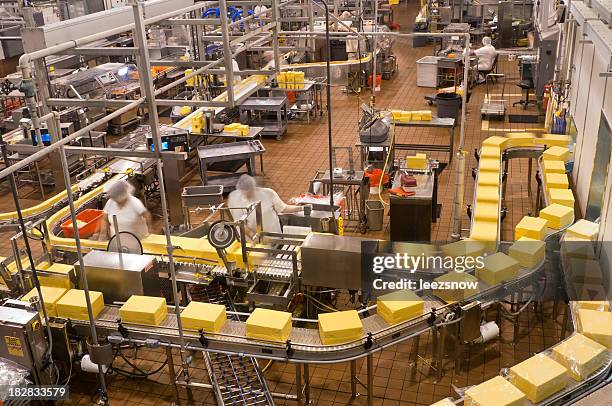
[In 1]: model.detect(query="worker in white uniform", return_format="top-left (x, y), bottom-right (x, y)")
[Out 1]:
top-left (228, 175), bottom-right (305, 240)
top-left (99, 180), bottom-right (150, 240)
top-left (471, 36), bottom-right (497, 82)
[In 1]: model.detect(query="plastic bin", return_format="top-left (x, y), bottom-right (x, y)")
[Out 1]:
top-left (61, 209), bottom-right (105, 238)
top-left (366, 200), bottom-right (385, 231)
top-left (416, 56), bottom-right (438, 87)
top-left (436, 92), bottom-right (462, 119)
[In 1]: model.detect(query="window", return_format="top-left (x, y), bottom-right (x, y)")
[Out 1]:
top-left (585, 112), bottom-right (612, 221)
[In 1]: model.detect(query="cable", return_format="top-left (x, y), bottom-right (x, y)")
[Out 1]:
top-left (377, 121), bottom-right (395, 206)
top-left (304, 293), bottom-right (338, 312)
top-left (260, 360), bottom-right (273, 373)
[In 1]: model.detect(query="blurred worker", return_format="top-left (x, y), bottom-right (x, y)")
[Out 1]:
top-left (228, 174), bottom-right (305, 240)
top-left (471, 37), bottom-right (497, 81)
top-left (99, 180), bottom-right (150, 240)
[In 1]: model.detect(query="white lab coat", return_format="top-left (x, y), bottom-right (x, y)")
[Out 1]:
top-left (474, 44), bottom-right (497, 71)
top-left (104, 195), bottom-right (149, 239)
top-left (227, 188), bottom-right (287, 235)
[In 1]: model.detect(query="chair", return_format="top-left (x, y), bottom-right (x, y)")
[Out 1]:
top-left (476, 54), bottom-right (498, 85)
top-left (512, 79), bottom-right (537, 110)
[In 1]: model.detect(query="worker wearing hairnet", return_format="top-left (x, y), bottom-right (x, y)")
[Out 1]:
top-left (228, 175), bottom-right (305, 240)
top-left (471, 37), bottom-right (497, 82)
top-left (99, 180), bottom-right (150, 240)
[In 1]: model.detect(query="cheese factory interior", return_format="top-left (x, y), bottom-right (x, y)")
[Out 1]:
top-left (0, 0), bottom-right (611, 405)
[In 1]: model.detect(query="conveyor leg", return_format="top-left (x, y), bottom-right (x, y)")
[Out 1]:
top-left (502, 159), bottom-right (509, 203)
top-left (296, 363), bottom-right (303, 406)
top-left (560, 302), bottom-right (569, 339)
top-left (303, 363), bottom-right (310, 404)
top-left (366, 354), bottom-right (374, 406)
top-left (410, 335), bottom-right (420, 381)
top-left (350, 360), bottom-right (358, 399)
top-left (166, 347), bottom-right (180, 405)
top-left (527, 158), bottom-right (532, 199)
top-left (436, 325), bottom-right (446, 381)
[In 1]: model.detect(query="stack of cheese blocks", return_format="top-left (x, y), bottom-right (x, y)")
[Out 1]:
top-left (277, 71), bottom-right (305, 89)
top-left (120, 295), bottom-right (168, 326)
top-left (406, 153), bottom-right (427, 170)
top-left (246, 308), bottom-right (293, 342)
top-left (318, 310), bottom-right (363, 345)
top-left (376, 290), bottom-right (424, 325)
top-left (224, 123), bottom-right (250, 136)
top-left (542, 144), bottom-right (573, 208)
top-left (21, 286), bottom-right (69, 317)
top-left (56, 289), bottom-right (105, 320)
top-left (390, 109), bottom-right (433, 122)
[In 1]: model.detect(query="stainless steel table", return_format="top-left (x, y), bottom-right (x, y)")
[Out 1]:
top-left (260, 81), bottom-right (322, 124)
top-left (239, 97), bottom-right (289, 140)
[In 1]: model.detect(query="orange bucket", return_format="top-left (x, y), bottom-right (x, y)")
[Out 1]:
top-left (61, 209), bottom-right (105, 238)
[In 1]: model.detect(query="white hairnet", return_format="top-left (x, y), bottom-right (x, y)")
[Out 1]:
top-left (104, 179), bottom-right (134, 201)
top-left (482, 36), bottom-right (492, 46)
top-left (236, 174), bottom-right (256, 192)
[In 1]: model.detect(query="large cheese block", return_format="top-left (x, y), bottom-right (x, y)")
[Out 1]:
top-left (431, 398), bottom-right (455, 406)
top-left (56, 289), bottom-right (104, 320)
top-left (470, 220), bottom-right (498, 252)
top-left (476, 185), bottom-right (500, 202)
top-left (576, 301), bottom-right (610, 312)
top-left (536, 133), bottom-right (571, 147)
top-left (508, 237), bottom-right (545, 269)
top-left (508, 353), bottom-right (568, 403)
top-left (433, 271), bottom-right (479, 303)
top-left (477, 252), bottom-right (519, 286)
top-left (477, 171), bottom-right (501, 187)
top-left (441, 240), bottom-right (485, 259)
top-left (246, 308), bottom-right (292, 342)
top-left (120, 295), bottom-right (168, 326)
top-left (318, 310), bottom-right (362, 345)
top-left (567, 219), bottom-right (599, 241)
top-left (543, 146), bottom-right (570, 162)
top-left (543, 159), bottom-right (566, 174)
top-left (577, 308), bottom-right (612, 349)
top-left (479, 158), bottom-right (501, 172)
top-left (548, 188), bottom-right (575, 208)
top-left (180, 301), bottom-right (226, 332)
top-left (22, 286), bottom-right (68, 318)
top-left (406, 153), bottom-right (427, 170)
top-left (539, 203), bottom-right (574, 230)
top-left (506, 132), bottom-right (535, 148)
top-left (480, 145), bottom-right (501, 158)
top-left (515, 216), bottom-right (548, 241)
top-left (38, 263), bottom-right (74, 289)
top-left (551, 334), bottom-right (607, 381)
top-left (377, 290), bottom-right (424, 325)
top-left (482, 136), bottom-right (509, 149)
top-left (474, 201), bottom-right (499, 222)
top-left (464, 376), bottom-right (526, 406)
top-left (545, 173), bottom-right (569, 190)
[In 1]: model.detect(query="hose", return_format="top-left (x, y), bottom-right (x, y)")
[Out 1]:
top-left (378, 121), bottom-right (395, 206)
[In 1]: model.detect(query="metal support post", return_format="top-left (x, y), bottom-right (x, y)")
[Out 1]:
top-left (350, 359), bottom-right (358, 398)
top-left (219, 0), bottom-right (235, 106)
top-left (271, 0), bottom-right (282, 71)
top-left (366, 354), bottom-right (374, 406)
top-left (303, 363), bottom-right (310, 404)
top-left (296, 362), bottom-right (303, 406)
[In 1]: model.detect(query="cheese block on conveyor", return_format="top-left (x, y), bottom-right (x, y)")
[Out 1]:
top-left (120, 295), bottom-right (168, 326)
top-left (470, 220), bottom-right (498, 252)
top-left (477, 171), bottom-right (501, 187)
top-left (543, 146), bottom-right (570, 162)
top-left (441, 240), bottom-right (485, 259)
top-left (536, 133), bottom-right (571, 147)
top-left (464, 376), bottom-right (526, 406)
top-left (56, 289), bottom-right (104, 321)
top-left (318, 310), bottom-right (363, 345)
top-left (430, 398), bottom-right (455, 406)
top-left (543, 159), bottom-right (566, 174)
top-left (575, 301), bottom-right (610, 312)
top-left (180, 301), bottom-right (226, 332)
top-left (508, 237), bottom-right (545, 269)
top-left (508, 353), bottom-right (568, 403)
top-left (433, 271), bottom-right (479, 303)
top-left (548, 188), bottom-right (575, 208)
top-left (476, 185), bottom-right (500, 203)
top-left (478, 158), bottom-right (501, 173)
top-left (22, 286), bottom-right (68, 318)
top-left (406, 153), bottom-right (427, 170)
top-left (506, 132), bottom-right (535, 148)
top-left (482, 136), bottom-right (509, 149)
top-left (473, 201), bottom-right (499, 222)
top-left (551, 333), bottom-right (607, 381)
top-left (539, 203), bottom-right (574, 230)
top-left (246, 308), bottom-right (292, 342)
top-left (545, 172), bottom-right (569, 190)
top-left (561, 235), bottom-right (595, 259)
top-left (567, 219), bottom-right (599, 241)
top-left (377, 290), bottom-right (424, 325)
top-left (577, 308), bottom-right (612, 349)
top-left (515, 216), bottom-right (548, 240)
top-left (477, 252), bottom-right (519, 286)
top-left (479, 145), bottom-right (501, 159)
top-left (38, 263), bottom-right (74, 289)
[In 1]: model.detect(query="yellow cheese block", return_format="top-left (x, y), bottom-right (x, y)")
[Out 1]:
top-left (551, 334), bottom-right (607, 381)
top-left (576, 301), bottom-right (610, 311)
top-left (577, 308), bottom-right (612, 349)
top-left (431, 398), bottom-right (455, 406)
top-left (120, 296), bottom-right (168, 326)
top-left (474, 201), bottom-right (499, 222)
top-left (482, 136), bottom-right (509, 149)
top-left (470, 220), bottom-right (498, 252)
top-left (391, 243), bottom-right (434, 271)
top-left (477, 171), bottom-right (501, 187)
top-left (539, 203), bottom-right (574, 230)
top-left (318, 310), bottom-right (362, 345)
top-left (180, 301), bottom-right (226, 332)
top-left (479, 158), bottom-right (501, 172)
top-left (548, 188), bottom-right (575, 208)
top-left (543, 146), bottom-right (570, 162)
top-left (56, 289), bottom-right (104, 321)
top-left (508, 237), bottom-right (545, 269)
top-left (545, 173), bottom-right (569, 189)
top-left (561, 235), bottom-right (594, 259)
top-left (477, 252), bottom-right (519, 286)
top-left (390, 110), bottom-right (403, 120)
top-left (411, 111), bottom-right (422, 121)
top-left (543, 159), bottom-right (566, 174)
top-left (246, 308), bottom-right (292, 342)
top-left (476, 185), bottom-right (500, 203)
top-left (377, 290), bottom-right (424, 325)
top-left (39, 263), bottom-right (74, 289)
top-left (22, 286), bottom-right (68, 318)
top-left (433, 271), bottom-right (479, 303)
top-left (464, 376), bottom-right (526, 406)
top-left (508, 353), bottom-right (568, 403)
top-left (567, 219), bottom-right (599, 241)
top-left (506, 132), bottom-right (535, 148)
top-left (480, 145), bottom-right (501, 158)
top-left (536, 133), bottom-right (571, 147)
top-left (515, 216), bottom-right (548, 240)
top-left (406, 153), bottom-right (427, 169)
top-left (420, 110), bottom-right (433, 121)
top-left (441, 240), bottom-right (485, 259)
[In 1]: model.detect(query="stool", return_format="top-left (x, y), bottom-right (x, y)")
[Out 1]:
top-left (513, 80), bottom-right (537, 110)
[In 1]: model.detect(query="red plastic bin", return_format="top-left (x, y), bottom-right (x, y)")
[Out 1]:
top-left (60, 209), bottom-right (105, 238)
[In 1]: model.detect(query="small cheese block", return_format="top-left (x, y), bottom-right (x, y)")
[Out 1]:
top-left (536, 133), bottom-right (571, 147)
top-left (543, 159), bottom-right (566, 174)
top-left (246, 308), bottom-right (292, 342)
top-left (22, 286), bottom-right (68, 318)
top-left (515, 216), bottom-right (548, 240)
top-left (551, 333), bottom-right (607, 381)
top-left (399, 111), bottom-right (412, 122)
top-left (464, 376), bottom-right (526, 406)
top-left (543, 146), bottom-right (570, 162)
top-left (577, 308), bottom-right (612, 349)
top-left (548, 188), bottom-right (575, 208)
top-left (56, 289), bottom-right (104, 321)
top-left (391, 243), bottom-right (434, 271)
top-left (539, 203), bottom-right (574, 230)
top-left (406, 153), bottom-right (427, 170)
top-left (120, 296), bottom-right (168, 326)
top-left (561, 235), bottom-right (595, 259)
top-left (420, 110), bottom-right (433, 121)
top-left (477, 252), bottom-right (519, 285)
top-left (545, 173), bottom-right (569, 189)
top-left (470, 220), bottom-right (498, 252)
top-left (477, 171), bottom-right (501, 187)
top-left (482, 136), bottom-right (509, 149)
top-left (390, 110), bottom-right (403, 120)
top-left (318, 310), bottom-right (362, 345)
top-left (479, 158), bottom-right (501, 172)
top-left (576, 301), bottom-right (610, 311)
top-left (411, 111), bottom-right (422, 120)
top-left (506, 132), bottom-right (535, 148)
top-left (567, 219), bottom-right (599, 241)
top-left (430, 398), bottom-right (455, 406)
top-left (480, 145), bottom-right (501, 158)
top-left (508, 237), bottom-right (545, 269)
top-left (180, 301), bottom-right (226, 332)
top-left (474, 201), bottom-right (499, 222)
top-left (433, 271), bottom-right (479, 303)
top-left (476, 185), bottom-right (500, 202)
top-left (441, 240), bottom-right (485, 259)
top-left (509, 353), bottom-right (568, 403)
top-left (569, 258), bottom-right (604, 285)
top-left (38, 263), bottom-right (74, 289)
top-left (377, 290), bottom-right (424, 325)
